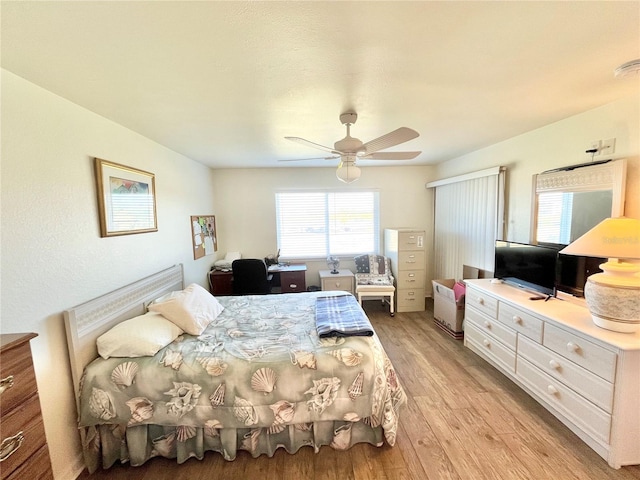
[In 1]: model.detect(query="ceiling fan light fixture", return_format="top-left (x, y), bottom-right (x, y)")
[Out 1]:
top-left (336, 160), bottom-right (360, 183)
top-left (614, 59), bottom-right (640, 78)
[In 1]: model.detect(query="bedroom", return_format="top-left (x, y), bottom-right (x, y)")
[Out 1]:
top-left (1, 2), bottom-right (639, 479)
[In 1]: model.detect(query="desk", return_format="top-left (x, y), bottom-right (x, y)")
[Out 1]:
top-left (268, 264), bottom-right (307, 293)
top-left (209, 264), bottom-right (307, 295)
top-left (208, 270), bottom-right (233, 295)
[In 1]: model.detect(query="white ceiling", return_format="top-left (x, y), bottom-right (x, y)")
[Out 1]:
top-left (2, 1), bottom-right (639, 169)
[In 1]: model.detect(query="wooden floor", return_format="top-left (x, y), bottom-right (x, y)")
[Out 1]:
top-left (77, 300), bottom-right (640, 480)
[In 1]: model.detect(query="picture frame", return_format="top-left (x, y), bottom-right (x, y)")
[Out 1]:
top-left (95, 158), bottom-right (158, 237)
top-left (191, 215), bottom-right (217, 259)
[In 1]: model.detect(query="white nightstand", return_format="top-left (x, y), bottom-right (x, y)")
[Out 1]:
top-left (319, 269), bottom-right (355, 295)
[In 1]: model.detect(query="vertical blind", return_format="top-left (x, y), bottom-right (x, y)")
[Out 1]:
top-left (275, 190), bottom-right (380, 258)
top-left (427, 167), bottom-right (505, 280)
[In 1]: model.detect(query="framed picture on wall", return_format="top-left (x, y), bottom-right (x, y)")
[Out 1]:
top-left (95, 158), bottom-right (158, 237)
top-left (191, 215), bottom-right (217, 259)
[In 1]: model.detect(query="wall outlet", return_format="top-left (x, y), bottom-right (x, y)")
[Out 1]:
top-left (588, 140), bottom-right (601, 155)
top-left (601, 138), bottom-right (616, 156)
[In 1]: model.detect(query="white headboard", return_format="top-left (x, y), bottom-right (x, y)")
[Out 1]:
top-left (63, 264), bottom-right (184, 410)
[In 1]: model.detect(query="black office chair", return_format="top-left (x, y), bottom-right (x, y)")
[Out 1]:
top-left (231, 259), bottom-right (273, 295)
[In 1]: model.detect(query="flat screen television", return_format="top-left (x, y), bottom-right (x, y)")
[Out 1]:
top-left (494, 240), bottom-right (559, 296)
top-left (556, 253), bottom-right (604, 298)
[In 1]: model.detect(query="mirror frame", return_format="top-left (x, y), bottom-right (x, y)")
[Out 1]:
top-left (531, 159), bottom-right (627, 244)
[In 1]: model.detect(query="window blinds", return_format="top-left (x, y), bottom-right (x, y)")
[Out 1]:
top-left (275, 191), bottom-right (380, 259)
top-left (427, 167), bottom-right (505, 280)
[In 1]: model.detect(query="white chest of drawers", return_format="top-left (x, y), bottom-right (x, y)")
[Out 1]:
top-left (463, 279), bottom-right (640, 469)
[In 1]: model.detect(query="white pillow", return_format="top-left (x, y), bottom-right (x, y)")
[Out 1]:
top-left (96, 311), bottom-right (183, 359)
top-left (148, 283), bottom-right (224, 335)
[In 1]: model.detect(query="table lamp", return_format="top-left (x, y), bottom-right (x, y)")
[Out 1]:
top-left (559, 217), bottom-right (640, 333)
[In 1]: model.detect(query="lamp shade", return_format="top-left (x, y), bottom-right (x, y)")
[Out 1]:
top-left (559, 217), bottom-right (640, 333)
top-left (336, 160), bottom-right (360, 184)
top-left (559, 217), bottom-right (640, 259)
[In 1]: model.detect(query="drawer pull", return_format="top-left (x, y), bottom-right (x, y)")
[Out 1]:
top-left (335, 282), bottom-right (340, 287)
top-left (512, 315), bottom-right (522, 324)
top-left (549, 359), bottom-right (560, 370)
top-left (547, 385), bottom-right (558, 395)
top-left (566, 342), bottom-right (579, 353)
top-left (0, 375), bottom-right (14, 395)
top-left (483, 339), bottom-right (490, 347)
top-left (0, 432), bottom-right (24, 462)
top-left (484, 321), bottom-right (491, 328)
top-left (477, 297), bottom-right (484, 305)
top-left (408, 273), bottom-right (415, 277)
top-left (289, 284), bottom-right (297, 288)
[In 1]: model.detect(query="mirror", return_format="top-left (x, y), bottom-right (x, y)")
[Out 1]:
top-left (531, 159), bottom-right (627, 246)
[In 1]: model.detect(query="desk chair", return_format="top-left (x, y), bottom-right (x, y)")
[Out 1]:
top-left (354, 254), bottom-right (395, 316)
top-left (231, 259), bottom-right (273, 295)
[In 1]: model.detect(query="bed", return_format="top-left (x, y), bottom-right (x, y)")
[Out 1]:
top-left (64, 265), bottom-right (406, 472)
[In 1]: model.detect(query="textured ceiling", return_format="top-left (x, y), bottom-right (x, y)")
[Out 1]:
top-left (2, 1), bottom-right (639, 169)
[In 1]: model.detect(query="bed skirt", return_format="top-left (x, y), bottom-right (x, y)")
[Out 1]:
top-left (83, 418), bottom-right (391, 472)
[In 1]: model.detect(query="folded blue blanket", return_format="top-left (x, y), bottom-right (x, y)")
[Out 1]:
top-left (315, 295), bottom-right (374, 338)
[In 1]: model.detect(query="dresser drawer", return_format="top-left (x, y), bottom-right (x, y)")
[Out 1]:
top-left (398, 250), bottom-right (426, 268)
top-left (1, 395), bottom-right (48, 479)
top-left (396, 270), bottom-right (425, 289)
top-left (0, 341), bottom-right (38, 417)
top-left (322, 276), bottom-right (353, 294)
top-left (7, 444), bottom-right (53, 480)
top-left (517, 357), bottom-right (611, 445)
top-left (396, 288), bottom-right (424, 310)
top-left (465, 307), bottom-right (517, 350)
top-left (499, 302), bottom-right (543, 343)
top-left (465, 322), bottom-right (516, 373)
top-left (543, 324), bottom-right (617, 382)
top-left (466, 287), bottom-right (498, 319)
top-left (518, 335), bottom-right (614, 413)
top-left (398, 231), bottom-right (425, 250)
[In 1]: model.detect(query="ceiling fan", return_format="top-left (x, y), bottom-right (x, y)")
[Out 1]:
top-left (280, 112), bottom-right (421, 183)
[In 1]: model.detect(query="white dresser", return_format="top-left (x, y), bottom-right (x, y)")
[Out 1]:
top-left (464, 279), bottom-right (640, 469)
top-left (384, 228), bottom-right (426, 312)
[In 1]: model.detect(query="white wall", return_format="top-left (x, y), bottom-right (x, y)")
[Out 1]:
top-left (433, 94), bottom-right (640, 242)
top-left (0, 70), bottom-right (220, 479)
top-left (211, 165), bottom-right (436, 286)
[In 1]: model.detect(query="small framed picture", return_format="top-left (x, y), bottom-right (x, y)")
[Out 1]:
top-left (95, 158), bottom-right (158, 237)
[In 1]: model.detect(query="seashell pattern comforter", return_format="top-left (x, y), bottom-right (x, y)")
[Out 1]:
top-left (78, 291), bottom-right (406, 472)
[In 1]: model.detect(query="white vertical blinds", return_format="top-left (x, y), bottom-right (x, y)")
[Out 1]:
top-left (275, 190), bottom-right (380, 258)
top-left (427, 167), bottom-right (505, 280)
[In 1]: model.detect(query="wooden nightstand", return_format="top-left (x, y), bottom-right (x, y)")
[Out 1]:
top-left (319, 269), bottom-right (354, 295)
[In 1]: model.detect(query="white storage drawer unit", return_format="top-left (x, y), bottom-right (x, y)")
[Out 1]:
top-left (384, 228), bottom-right (426, 312)
top-left (464, 279), bottom-right (640, 469)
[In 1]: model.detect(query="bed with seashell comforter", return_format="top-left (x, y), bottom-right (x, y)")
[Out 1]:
top-left (69, 266), bottom-right (406, 472)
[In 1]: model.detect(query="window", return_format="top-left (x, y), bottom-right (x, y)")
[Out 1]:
top-left (276, 191), bottom-right (380, 259)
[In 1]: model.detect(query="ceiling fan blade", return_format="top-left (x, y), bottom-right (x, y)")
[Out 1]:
top-left (361, 127), bottom-right (419, 154)
top-left (361, 151), bottom-right (422, 160)
top-left (285, 136), bottom-right (340, 155)
top-left (278, 156), bottom-right (339, 162)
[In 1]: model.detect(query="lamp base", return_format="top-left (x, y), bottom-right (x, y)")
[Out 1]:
top-left (584, 264), bottom-right (640, 333)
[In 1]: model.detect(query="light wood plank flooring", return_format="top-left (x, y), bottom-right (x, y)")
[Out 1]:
top-left (77, 300), bottom-right (640, 479)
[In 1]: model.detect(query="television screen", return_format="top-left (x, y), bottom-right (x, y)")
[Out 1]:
top-left (494, 240), bottom-right (559, 296)
top-left (556, 253), bottom-right (604, 297)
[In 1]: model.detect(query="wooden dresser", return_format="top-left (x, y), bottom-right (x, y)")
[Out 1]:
top-left (0, 333), bottom-right (52, 480)
top-left (384, 228), bottom-right (426, 312)
top-left (464, 280), bottom-right (640, 469)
